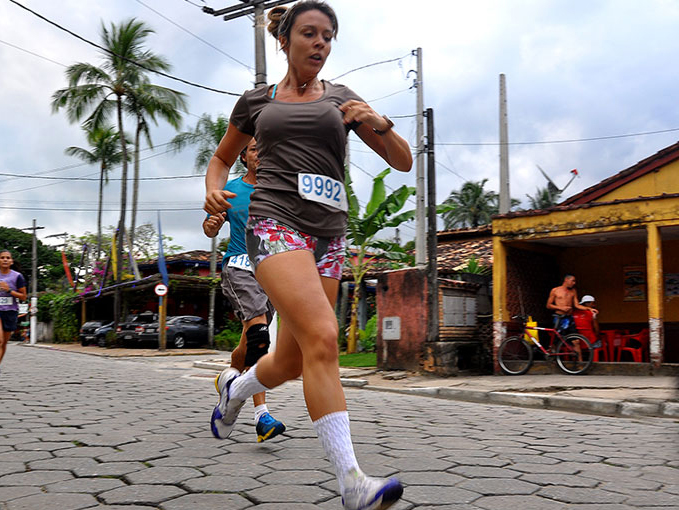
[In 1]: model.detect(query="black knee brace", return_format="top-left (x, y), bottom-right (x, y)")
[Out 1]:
top-left (245, 323), bottom-right (270, 367)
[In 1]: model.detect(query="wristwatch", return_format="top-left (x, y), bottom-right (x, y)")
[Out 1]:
top-left (373, 115), bottom-right (394, 135)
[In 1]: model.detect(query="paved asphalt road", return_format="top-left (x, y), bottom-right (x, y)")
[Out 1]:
top-left (1, 344), bottom-right (678, 509)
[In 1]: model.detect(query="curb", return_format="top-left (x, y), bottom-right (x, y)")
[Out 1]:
top-left (191, 360), bottom-right (677, 420)
top-left (358, 384), bottom-right (676, 419)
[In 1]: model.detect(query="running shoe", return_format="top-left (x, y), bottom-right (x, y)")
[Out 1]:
top-left (255, 412), bottom-right (286, 443)
top-left (341, 469), bottom-right (404, 510)
top-left (210, 367), bottom-right (245, 439)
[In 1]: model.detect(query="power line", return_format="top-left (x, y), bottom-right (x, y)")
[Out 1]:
top-left (349, 161), bottom-right (417, 208)
top-left (368, 86), bottom-right (413, 104)
top-left (0, 142), bottom-right (175, 185)
top-left (135, 0), bottom-right (254, 72)
top-left (0, 38), bottom-right (67, 67)
top-left (330, 53), bottom-right (411, 82)
top-left (0, 148), bottom-right (176, 195)
top-left (0, 205), bottom-right (203, 212)
top-left (0, 172), bottom-right (202, 182)
top-left (7, 0), bottom-right (241, 96)
top-left (438, 127), bottom-right (679, 146)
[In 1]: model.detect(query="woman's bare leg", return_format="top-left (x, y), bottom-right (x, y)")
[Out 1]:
top-left (253, 250), bottom-right (344, 419)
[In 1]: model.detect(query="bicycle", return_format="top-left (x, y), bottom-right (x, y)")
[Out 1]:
top-left (498, 315), bottom-right (593, 376)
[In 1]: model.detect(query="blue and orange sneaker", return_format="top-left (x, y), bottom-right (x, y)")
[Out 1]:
top-left (255, 412), bottom-right (286, 443)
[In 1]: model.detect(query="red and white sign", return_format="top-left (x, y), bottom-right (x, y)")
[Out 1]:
top-left (154, 283), bottom-right (168, 296)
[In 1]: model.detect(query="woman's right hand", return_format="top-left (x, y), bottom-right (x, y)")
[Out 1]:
top-left (204, 189), bottom-right (236, 216)
top-left (203, 212), bottom-right (227, 238)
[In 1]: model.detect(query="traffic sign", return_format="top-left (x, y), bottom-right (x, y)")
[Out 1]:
top-left (154, 283), bottom-right (168, 296)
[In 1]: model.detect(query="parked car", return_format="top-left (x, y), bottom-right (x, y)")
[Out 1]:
top-left (138, 315), bottom-right (210, 348)
top-left (116, 312), bottom-right (157, 346)
top-left (79, 320), bottom-right (113, 347)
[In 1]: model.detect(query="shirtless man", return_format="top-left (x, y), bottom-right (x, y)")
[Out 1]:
top-left (546, 275), bottom-right (598, 325)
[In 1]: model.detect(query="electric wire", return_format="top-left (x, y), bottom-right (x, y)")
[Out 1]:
top-left (330, 53), bottom-right (412, 82)
top-left (0, 205), bottom-right (203, 212)
top-left (7, 0), bottom-right (241, 96)
top-left (0, 172), bottom-right (202, 182)
top-left (0, 38), bottom-right (66, 67)
top-left (135, 0), bottom-right (254, 72)
top-left (438, 127), bottom-right (679, 146)
top-left (0, 148), bottom-right (176, 195)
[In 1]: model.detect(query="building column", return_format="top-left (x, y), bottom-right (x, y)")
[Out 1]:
top-left (492, 236), bottom-right (508, 373)
top-left (646, 223), bottom-right (664, 365)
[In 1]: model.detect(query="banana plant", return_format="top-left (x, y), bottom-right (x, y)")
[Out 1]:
top-left (344, 168), bottom-right (416, 353)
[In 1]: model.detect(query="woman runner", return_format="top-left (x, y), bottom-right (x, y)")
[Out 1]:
top-left (204, 2), bottom-right (412, 509)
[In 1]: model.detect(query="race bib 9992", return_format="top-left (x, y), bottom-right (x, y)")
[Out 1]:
top-left (298, 173), bottom-right (348, 212)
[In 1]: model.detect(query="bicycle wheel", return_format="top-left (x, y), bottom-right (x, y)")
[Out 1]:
top-left (556, 333), bottom-right (593, 375)
top-left (498, 336), bottom-right (533, 375)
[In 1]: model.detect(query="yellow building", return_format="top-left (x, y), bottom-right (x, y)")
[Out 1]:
top-left (492, 141), bottom-right (679, 368)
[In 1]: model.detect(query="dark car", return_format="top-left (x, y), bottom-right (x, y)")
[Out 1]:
top-left (116, 312), bottom-right (158, 346)
top-left (138, 315), bottom-right (210, 348)
top-left (79, 320), bottom-right (113, 347)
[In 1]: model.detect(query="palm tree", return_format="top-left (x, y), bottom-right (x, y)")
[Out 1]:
top-left (52, 18), bottom-right (175, 327)
top-left (170, 113), bottom-right (245, 174)
top-left (65, 126), bottom-right (127, 259)
top-left (527, 185), bottom-right (559, 210)
top-left (442, 179), bottom-right (500, 229)
top-left (127, 80), bottom-right (187, 251)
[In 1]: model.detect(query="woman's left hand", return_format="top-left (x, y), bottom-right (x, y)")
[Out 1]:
top-left (339, 100), bottom-right (389, 132)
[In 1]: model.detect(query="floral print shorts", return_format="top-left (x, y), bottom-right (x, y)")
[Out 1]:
top-left (245, 217), bottom-right (345, 280)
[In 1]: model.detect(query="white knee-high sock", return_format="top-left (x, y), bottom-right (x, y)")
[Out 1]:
top-left (313, 411), bottom-right (359, 493)
top-left (230, 364), bottom-right (269, 403)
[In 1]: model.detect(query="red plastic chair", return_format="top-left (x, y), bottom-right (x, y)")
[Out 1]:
top-left (617, 329), bottom-right (649, 362)
top-left (600, 330), bottom-right (626, 362)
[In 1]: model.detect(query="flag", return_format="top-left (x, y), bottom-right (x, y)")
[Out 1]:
top-left (571, 169), bottom-right (579, 175)
top-left (111, 231), bottom-right (118, 280)
top-left (61, 250), bottom-right (74, 288)
top-left (157, 211), bottom-right (169, 286)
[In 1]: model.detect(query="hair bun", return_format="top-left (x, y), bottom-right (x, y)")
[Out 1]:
top-left (267, 6), bottom-right (287, 39)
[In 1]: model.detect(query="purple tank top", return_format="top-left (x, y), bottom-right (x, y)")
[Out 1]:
top-left (0, 270), bottom-right (24, 311)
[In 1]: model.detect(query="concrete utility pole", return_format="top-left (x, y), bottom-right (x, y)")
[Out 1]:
top-left (499, 73), bottom-right (510, 214)
top-left (21, 220), bottom-right (44, 345)
top-left (425, 108), bottom-right (438, 343)
top-left (203, 0), bottom-right (296, 87)
top-left (412, 48), bottom-right (426, 266)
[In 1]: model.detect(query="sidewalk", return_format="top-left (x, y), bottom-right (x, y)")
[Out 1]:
top-left (22, 343), bottom-right (679, 419)
top-left (195, 356), bottom-right (679, 420)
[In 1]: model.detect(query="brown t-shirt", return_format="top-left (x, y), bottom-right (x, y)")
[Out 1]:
top-left (230, 80), bottom-right (362, 237)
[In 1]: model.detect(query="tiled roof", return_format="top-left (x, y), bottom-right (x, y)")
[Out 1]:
top-left (437, 236), bottom-right (493, 273)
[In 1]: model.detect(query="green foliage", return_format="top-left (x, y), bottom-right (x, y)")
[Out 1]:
top-left (171, 113), bottom-right (245, 175)
top-left (442, 179), bottom-right (521, 229)
top-left (338, 352), bottom-right (377, 368)
top-left (527, 186), bottom-right (559, 209)
top-left (358, 315), bottom-right (377, 353)
top-left (37, 293), bottom-right (56, 322)
top-left (214, 316), bottom-right (241, 351)
top-left (459, 256), bottom-right (491, 275)
top-left (46, 292), bottom-right (79, 343)
top-left (65, 223), bottom-right (182, 262)
top-left (0, 226), bottom-right (68, 291)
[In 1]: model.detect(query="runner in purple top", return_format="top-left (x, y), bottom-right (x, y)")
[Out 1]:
top-left (0, 250), bottom-right (27, 367)
top-left (203, 2), bottom-right (412, 509)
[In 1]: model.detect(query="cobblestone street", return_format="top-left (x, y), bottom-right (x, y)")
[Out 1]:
top-left (1, 344), bottom-right (678, 509)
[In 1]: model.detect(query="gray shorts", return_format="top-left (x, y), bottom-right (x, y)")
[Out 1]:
top-left (220, 262), bottom-right (275, 323)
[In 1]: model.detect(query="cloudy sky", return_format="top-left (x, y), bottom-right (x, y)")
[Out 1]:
top-left (1, 0), bottom-right (678, 253)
